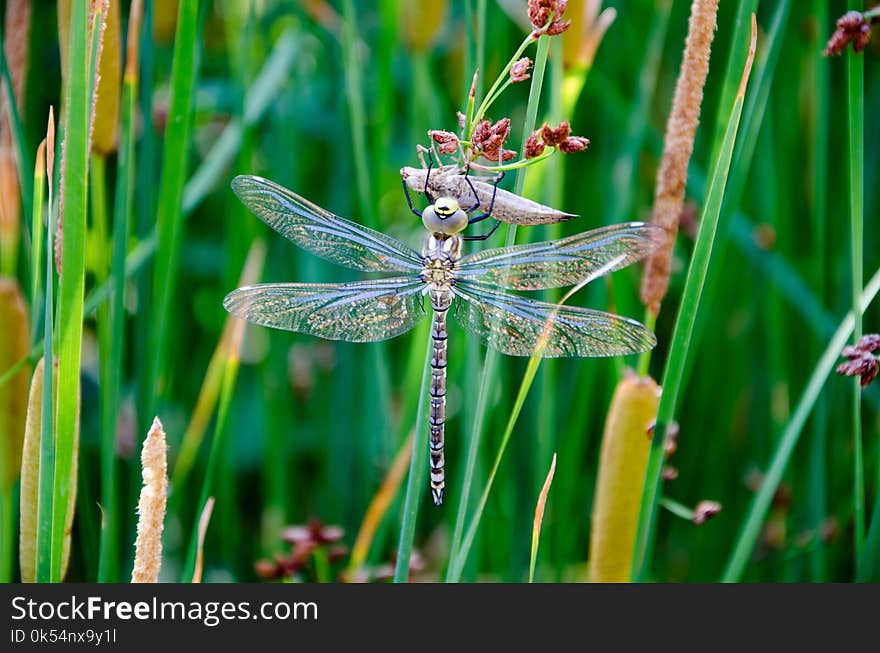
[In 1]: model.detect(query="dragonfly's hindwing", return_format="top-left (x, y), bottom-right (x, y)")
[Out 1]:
top-left (452, 282), bottom-right (656, 358)
top-left (223, 279), bottom-right (427, 342)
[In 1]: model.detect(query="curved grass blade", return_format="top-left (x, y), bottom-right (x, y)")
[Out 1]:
top-left (148, 0), bottom-right (201, 414)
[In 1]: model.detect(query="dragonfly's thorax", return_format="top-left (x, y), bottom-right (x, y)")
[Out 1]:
top-left (421, 234), bottom-right (461, 290)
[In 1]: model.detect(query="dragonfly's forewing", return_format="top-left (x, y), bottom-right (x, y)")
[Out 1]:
top-left (401, 166), bottom-right (577, 225)
top-left (456, 222), bottom-right (665, 290)
top-left (232, 175), bottom-right (423, 274)
top-left (453, 282), bottom-right (656, 357)
top-left (224, 278), bottom-right (427, 342)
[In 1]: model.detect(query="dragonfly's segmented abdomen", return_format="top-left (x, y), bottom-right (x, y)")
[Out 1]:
top-left (429, 290), bottom-right (451, 506)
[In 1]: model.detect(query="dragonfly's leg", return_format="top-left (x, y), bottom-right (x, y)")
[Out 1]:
top-left (463, 164), bottom-right (481, 213)
top-left (401, 178), bottom-right (422, 218)
top-left (462, 218), bottom-right (502, 241)
top-left (485, 168), bottom-right (505, 216)
top-left (466, 210), bottom-right (492, 225)
top-left (424, 151), bottom-right (436, 204)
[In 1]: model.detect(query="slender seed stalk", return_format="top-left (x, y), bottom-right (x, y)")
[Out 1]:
top-left (847, 49), bottom-right (865, 573)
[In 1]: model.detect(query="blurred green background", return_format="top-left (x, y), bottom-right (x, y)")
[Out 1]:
top-left (1, 0), bottom-right (878, 582)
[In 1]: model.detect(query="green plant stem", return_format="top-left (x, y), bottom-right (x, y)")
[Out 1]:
top-left (448, 348), bottom-right (542, 581)
top-left (51, 0), bottom-right (92, 582)
top-left (182, 348), bottom-right (241, 581)
top-left (806, 0), bottom-right (829, 583)
top-left (393, 336), bottom-right (432, 583)
top-left (92, 152), bottom-right (119, 582)
top-left (97, 51), bottom-right (139, 583)
top-left (341, 0), bottom-right (375, 229)
top-left (659, 497), bottom-right (695, 521)
top-left (470, 34), bottom-right (536, 134)
top-left (847, 50), bottom-right (865, 573)
top-left (631, 25), bottom-right (756, 581)
top-left (35, 118), bottom-right (56, 583)
top-left (447, 34), bottom-right (551, 579)
top-left (722, 266), bottom-right (880, 581)
top-left (148, 0), bottom-right (201, 417)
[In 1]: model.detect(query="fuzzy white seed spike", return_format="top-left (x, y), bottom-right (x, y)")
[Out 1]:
top-left (132, 416), bottom-right (168, 583)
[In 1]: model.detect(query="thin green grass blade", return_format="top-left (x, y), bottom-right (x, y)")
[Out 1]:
top-left (722, 267), bottom-right (880, 582)
top-left (806, 0), bottom-right (829, 582)
top-left (631, 19), bottom-right (757, 582)
top-left (148, 0), bottom-right (201, 416)
top-left (34, 110), bottom-right (56, 584)
top-left (393, 336), bottom-right (432, 583)
top-left (847, 50), bottom-right (865, 575)
top-left (51, 0), bottom-right (91, 582)
top-left (97, 6), bottom-right (141, 581)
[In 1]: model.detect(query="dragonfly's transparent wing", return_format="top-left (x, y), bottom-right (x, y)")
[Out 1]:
top-left (224, 278), bottom-right (427, 342)
top-left (456, 222), bottom-right (664, 290)
top-left (453, 281), bottom-right (655, 358)
top-left (232, 175), bottom-right (423, 273)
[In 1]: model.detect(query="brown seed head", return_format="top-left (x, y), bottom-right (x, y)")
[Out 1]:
top-left (524, 130), bottom-right (545, 159)
top-left (510, 57), bottom-right (532, 83)
top-left (692, 500), bottom-right (721, 525)
top-left (836, 352), bottom-right (879, 387)
top-left (558, 135), bottom-right (591, 153)
top-left (852, 333), bottom-right (880, 353)
top-left (824, 11), bottom-right (872, 56)
top-left (528, 0), bottom-right (571, 36)
top-left (540, 120), bottom-right (572, 146)
top-left (472, 117), bottom-right (514, 161)
top-left (428, 129), bottom-right (460, 154)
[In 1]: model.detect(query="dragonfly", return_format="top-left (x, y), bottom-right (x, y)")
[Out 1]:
top-left (223, 174), bottom-right (664, 505)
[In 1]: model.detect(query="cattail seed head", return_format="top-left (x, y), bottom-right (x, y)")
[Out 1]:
top-left (132, 417), bottom-right (169, 583)
top-left (640, 0), bottom-right (719, 316)
top-left (0, 277), bottom-right (29, 491)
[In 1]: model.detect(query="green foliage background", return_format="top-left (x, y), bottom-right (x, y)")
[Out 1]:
top-left (1, 0), bottom-right (878, 582)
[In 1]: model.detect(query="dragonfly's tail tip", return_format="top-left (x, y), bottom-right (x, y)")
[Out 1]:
top-left (432, 488), bottom-right (444, 506)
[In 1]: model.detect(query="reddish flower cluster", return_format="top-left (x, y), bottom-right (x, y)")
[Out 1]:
top-left (692, 500), bottom-right (722, 525)
top-left (524, 121), bottom-right (590, 158)
top-left (510, 57), bottom-right (532, 83)
top-left (528, 0), bottom-right (570, 36)
top-left (428, 129), bottom-right (460, 155)
top-left (823, 10), bottom-right (873, 55)
top-left (836, 333), bottom-right (880, 387)
top-left (255, 520), bottom-right (347, 581)
top-left (471, 117), bottom-right (517, 162)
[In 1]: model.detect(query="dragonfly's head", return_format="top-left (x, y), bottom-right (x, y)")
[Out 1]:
top-left (423, 196), bottom-right (468, 236)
